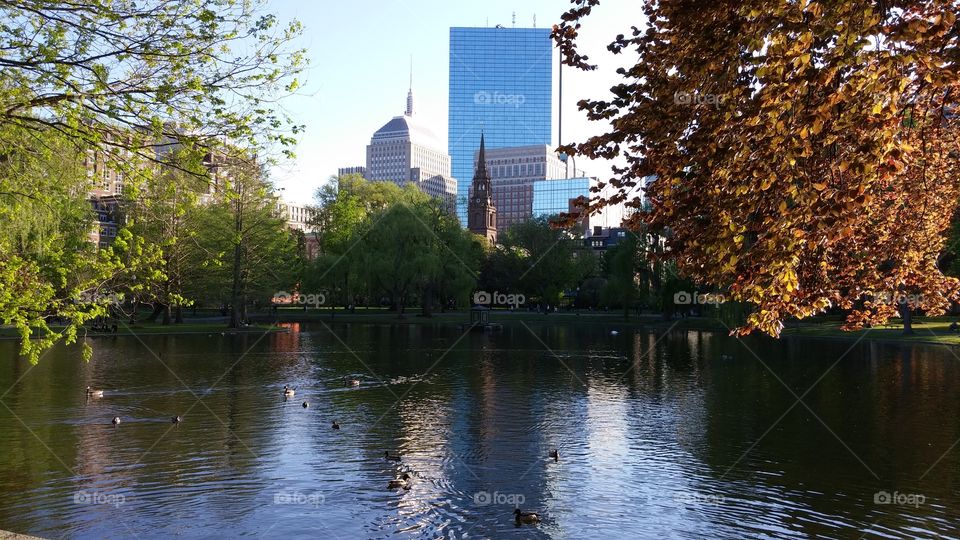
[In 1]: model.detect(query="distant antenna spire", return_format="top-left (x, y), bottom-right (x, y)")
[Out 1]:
top-left (512, 11), bottom-right (516, 27)
top-left (533, 14), bottom-right (536, 27)
top-left (405, 55), bottom-right (413, 116)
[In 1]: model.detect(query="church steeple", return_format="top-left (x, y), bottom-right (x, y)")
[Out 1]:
top-left (475, 134), bottom-right (489, 182)
top-left (467, 134), bottom-right (496, 243)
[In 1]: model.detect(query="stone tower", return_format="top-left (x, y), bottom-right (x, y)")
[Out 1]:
top-left (467, 134), bottom-right (497, 243)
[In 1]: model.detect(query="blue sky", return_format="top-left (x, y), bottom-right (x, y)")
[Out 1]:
top-left (267, 0), bottom-right (644, 204)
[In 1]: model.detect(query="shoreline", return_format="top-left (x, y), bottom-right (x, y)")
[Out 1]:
top-left (3, 312), bottom-right (959, 348)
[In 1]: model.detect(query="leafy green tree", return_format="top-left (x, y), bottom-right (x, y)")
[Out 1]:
top-left (602, 235), bottom-right (640, 319)
top-left (413, 197), bottom-right (482, 316)
top-left (125, 154), bottom-right (214, 324)
top-left (494, 217), bottom-right (596, 309)
top-left (305, 175), bottom-right (405, 308)
top-left (0, 1), bottom-right (303, 361)
top-left (0, 125), bottom-right (160, 362)
top-left (189, 159), bottom-right (299, 327)
top-left (0, 0), bottom-right (304, 169)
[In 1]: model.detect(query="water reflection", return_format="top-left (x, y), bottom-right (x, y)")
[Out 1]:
top-left (0, 325), bottom-right (958, 538)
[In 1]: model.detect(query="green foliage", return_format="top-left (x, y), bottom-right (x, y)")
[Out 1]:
top-left (0, 124), bottom-right (162, 362)
top-left (485, 217), bottom-right (596, 307)
top-left (0, 0), bottom-right (305, 167)
top-left (307, 176), bottom-right (480, 315)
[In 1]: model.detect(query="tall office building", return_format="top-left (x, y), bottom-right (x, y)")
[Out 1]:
top-left (449, 26), bottom-right (553, 225)
top-left (366, 88), bottom-right (457, 201)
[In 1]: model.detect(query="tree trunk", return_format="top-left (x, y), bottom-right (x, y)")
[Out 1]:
top-left (161, 303), bottom-right (172, 325)
top-left (146, 302), bottom-right (164, 323)
top-left (229, 232), bottom-right (242, 328)
top-left (174, 305), bottom-right (183, 324)
top-left (899, 298), bottom-right (914, 335)
top-left (421, 284), bottom-right (434, 317)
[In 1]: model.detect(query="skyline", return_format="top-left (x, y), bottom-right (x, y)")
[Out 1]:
top-left (267, 0), bottom-right (645, 204)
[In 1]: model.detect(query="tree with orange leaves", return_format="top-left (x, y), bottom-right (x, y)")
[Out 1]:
top-left (554, 0), bottom-right (960, 335)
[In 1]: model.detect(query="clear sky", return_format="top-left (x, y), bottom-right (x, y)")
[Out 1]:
top-left (267, 0), bottom-right (645, 204)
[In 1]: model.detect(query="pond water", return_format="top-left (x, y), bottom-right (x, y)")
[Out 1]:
top-left (0, 322), bottom-right (959, 538)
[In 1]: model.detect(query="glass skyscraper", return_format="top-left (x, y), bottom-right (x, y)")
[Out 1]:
top-left (533, 177), bottom-right (627, 233)
top-left (449, 27), bottom-right (553, 225)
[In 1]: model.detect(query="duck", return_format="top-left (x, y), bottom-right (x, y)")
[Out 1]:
top-left (302, 401), bottom-right (309, 409)
top-left (171, 416), bottom-right (182, 424)
top-left (384, 451), bottom-right (401, 462)
top-left (111, 416), bottom-right (121, 425)
top-left (610, 330), bottom-right (619, 336)
top-left (549, 449), bottom-right (559, 461)
top-left (331, 420), bottom-right (340, 430)
top-left (719, 354), bottom-right (734, 360)
top-left (514, 509), bottom-right (541, 525)
top-left (387, 473), bottom-right (411, 490)
top-left (346, 379), bottom-right (360, 387)
top-left (86, 386), bottom-right (104, 398)
top-left (283, 385), bottom-right (295, 397)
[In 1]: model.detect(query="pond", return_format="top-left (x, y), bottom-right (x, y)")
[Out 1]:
top-left (0, 322), bottom-right (958, 538)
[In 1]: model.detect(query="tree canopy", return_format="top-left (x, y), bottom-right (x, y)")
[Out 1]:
top-left (0, 1), bottom-right (304, 362)
top-left (554, 0), bottom-right (960, 335)
top-left (0, 0), bottom-right (304, 169)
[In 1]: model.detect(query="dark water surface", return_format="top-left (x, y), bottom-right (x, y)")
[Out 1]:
top-left (1, 322), bottom-right (959, 539)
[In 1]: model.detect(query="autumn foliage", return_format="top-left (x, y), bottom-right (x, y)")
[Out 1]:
top-left (554, 0), bottom-right (960, 335)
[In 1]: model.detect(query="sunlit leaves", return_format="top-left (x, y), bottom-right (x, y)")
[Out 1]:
top-left (554, 0), bottom-right (960, 336)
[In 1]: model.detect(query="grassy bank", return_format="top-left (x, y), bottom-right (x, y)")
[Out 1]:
top-left (783, 319), bottom-right (960, 347)
top-left (0, 322), bottom-right (286, 340)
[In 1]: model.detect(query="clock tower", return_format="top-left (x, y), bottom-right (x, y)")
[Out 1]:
top-left (467, 134), bottom-right (497, 243)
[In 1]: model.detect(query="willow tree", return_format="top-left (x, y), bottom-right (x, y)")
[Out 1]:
top-left (555, 1), bottom-right (960, 335)
top-left (0, 0), bottom-right (303, 361)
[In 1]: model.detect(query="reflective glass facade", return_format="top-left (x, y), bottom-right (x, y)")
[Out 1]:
top-left (449, 27), bottom-right (553, 225)
top-left (533, 177), bottom-right (627, 233)
top-left (532, 177), bottom-right (590, 218)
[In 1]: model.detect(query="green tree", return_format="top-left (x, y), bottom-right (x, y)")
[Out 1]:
top-left (125, 153), bottom-right (214, 324)
top-left (0, 125), bottom-right (161, 362)
top-left (305, 175), bottom-right (405, 309)
top-left (0, 0), bottom-right (304, 169)
top-left (190, 159), bottom-right (299, 327)
top-left (601, 234), bottom-right (640, 319)
top-left (493, 217), bottom-right (596, 309)
top-left (0, 1), bottom-right (304, 361)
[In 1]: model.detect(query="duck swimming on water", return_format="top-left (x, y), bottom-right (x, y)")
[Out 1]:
top-left (514, 509), bottom-right (541, 525)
